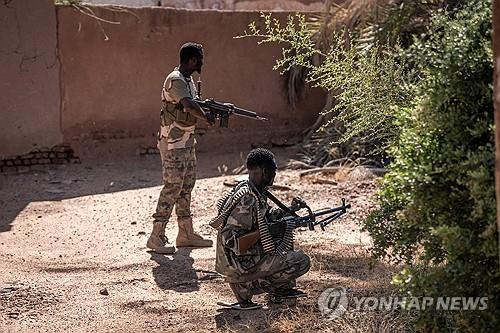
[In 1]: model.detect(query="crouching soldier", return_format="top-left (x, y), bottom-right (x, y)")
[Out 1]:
top-left (210, 148), bottom-right (310, 310)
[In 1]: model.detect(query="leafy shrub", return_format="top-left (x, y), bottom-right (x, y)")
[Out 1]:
top-left (238, 14), bottom-right (411, 159)
top-left (364, 1), bottom-right (499, 330)
top-left (242, 1), bottom-right (499, 330)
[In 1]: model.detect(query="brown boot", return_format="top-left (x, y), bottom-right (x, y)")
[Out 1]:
top-left (176, 218), bottom-right (213, 247)
top-left (146, 222), bottom-right (176, 254)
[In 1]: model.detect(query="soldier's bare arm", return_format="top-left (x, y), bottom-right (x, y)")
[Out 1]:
top-left (179, 97), bottom-right (212, 125)
top-left (167, 79), bottom-right (212, 125)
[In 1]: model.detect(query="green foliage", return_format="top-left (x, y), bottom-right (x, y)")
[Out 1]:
top-left (243, 2), bottom-right (499, 330)
top-left (238, 13), bottom-right (411, 156)
top-left (364, 0), bottom-right (499, 330)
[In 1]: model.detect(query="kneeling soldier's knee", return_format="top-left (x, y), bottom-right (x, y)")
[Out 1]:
top-left (298, 254), bottom-right (311, 275)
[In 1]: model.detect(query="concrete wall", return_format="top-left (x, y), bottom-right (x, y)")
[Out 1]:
top-left (57, 6), bottom-right (324, 153)
top-left (0, 0), bottom-right (62, 158)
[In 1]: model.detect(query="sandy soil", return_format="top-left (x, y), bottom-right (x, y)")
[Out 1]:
top-left (0, 146), bottom-right (398, 332)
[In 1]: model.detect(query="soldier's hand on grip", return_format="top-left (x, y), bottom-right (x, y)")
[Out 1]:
top-left (290, 197), bottom-right (308, 212)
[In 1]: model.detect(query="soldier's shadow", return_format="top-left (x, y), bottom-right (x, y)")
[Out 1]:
top-left (214, 309), bottom-right (269, 332)
top-left (150, 248), bottom-right (199, 293)
top-left (214, 303), bottom-right (288, 332)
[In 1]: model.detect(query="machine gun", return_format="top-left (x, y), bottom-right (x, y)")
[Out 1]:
top-left (194, 78), bottom-right (267, 127)
top-left (237, 196), bottom-right (351, 253)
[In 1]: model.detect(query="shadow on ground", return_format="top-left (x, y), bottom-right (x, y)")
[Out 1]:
top-left (307, 244), bottom-right (394, 277)
top-left (150, 248), bottom-right (224, 292)
top-left (214, 300), bottom-right (301, 332)
top-left (150, 248), bottom-right (199, 292)
top-left (0, 146), bottom-right (297, 234)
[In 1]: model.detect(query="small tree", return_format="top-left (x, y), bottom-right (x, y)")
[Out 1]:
top-left (238, 12), bottom-right (411, 165)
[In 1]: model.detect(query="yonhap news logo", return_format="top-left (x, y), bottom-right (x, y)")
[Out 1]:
top-left (318, 287), bottom-right (488, 319)
top-left (317, 287), bottom-right (348, 320)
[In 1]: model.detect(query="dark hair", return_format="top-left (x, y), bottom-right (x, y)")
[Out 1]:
top-left (246, 148), bottom-right (277, 171)
top-left (179, 42), bottom-right (203, 64)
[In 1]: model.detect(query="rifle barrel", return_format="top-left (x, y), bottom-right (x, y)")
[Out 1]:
top-left (233, 107), bottom-right (268, 121)
top-left (194, 98), bottom-right (267, 121)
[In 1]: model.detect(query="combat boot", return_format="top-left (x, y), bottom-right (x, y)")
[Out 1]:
top-left (176, 218), bottom-right (213, 247)
top-left (146, 221), bottom-right (176, 254)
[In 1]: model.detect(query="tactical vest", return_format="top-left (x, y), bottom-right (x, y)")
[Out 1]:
top-left (160, 70), bottom-right (197, 127)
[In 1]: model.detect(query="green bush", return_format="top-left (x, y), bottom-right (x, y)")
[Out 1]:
top-left (363, 0), bottom-right (499, 330)
top-left (242, 1), bottom-right (499, 330)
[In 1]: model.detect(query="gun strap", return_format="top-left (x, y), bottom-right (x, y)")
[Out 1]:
top-left (263, 190), bottom-right (299, 217)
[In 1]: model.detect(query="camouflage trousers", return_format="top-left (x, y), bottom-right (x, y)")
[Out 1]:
top-left (153, 140), bottom-right (196, 224)
top-left (229, 250), bottom-right (311, 302)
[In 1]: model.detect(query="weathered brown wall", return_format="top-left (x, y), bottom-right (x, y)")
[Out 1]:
top-left (0, 0), bottom-right (62, 158)
top-left (57, 6), bottom-right (324, 153)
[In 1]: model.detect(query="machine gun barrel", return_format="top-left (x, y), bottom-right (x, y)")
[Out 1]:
top-left (237, 199), bottom-right (351, 253)
top-left (268, 199), bottom-right (351, 234)
top-left (292, 202), bottom-right (351, 226)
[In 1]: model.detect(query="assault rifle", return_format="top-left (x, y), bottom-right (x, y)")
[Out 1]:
top-left (237, 196), bottom-right (351, 253)
top-left (194, 98), bottom-right (268, 128)
top-left (194, 78), bottom-right (267, 127)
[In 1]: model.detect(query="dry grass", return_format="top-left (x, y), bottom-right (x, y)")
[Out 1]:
top-left (266, 306), bottom-right (413, 333)
top-left (217, 240), bottom-right (413, 333)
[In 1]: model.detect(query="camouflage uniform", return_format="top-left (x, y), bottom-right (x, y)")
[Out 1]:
top-left (213, 180), bottom-right (310, 302)
top-left (148, 67), bottom-right (211, 250)
top-left (153, 142), bottom-right (196, 227)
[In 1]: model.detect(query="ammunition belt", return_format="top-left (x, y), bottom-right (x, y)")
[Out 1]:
top-left (211, 180), bottom-right (292, 257)
top-left (210, 181), bottom-right (250, 230)
top-left (275, 220), bottom-right (294, 258)
top-left (251, 192), bottom-right (276, 255)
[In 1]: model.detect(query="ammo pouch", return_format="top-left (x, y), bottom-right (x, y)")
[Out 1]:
top-left (160, 101), bottom-right (196, 126)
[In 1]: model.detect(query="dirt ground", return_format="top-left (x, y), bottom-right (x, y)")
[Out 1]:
top-left (0, 145), bottom-right (405, 333)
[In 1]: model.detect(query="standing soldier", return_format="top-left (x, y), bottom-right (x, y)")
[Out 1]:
top-left (211, 148), bottom-right (310, 309)
top-left (147, 42), bottom-right (214, 254)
